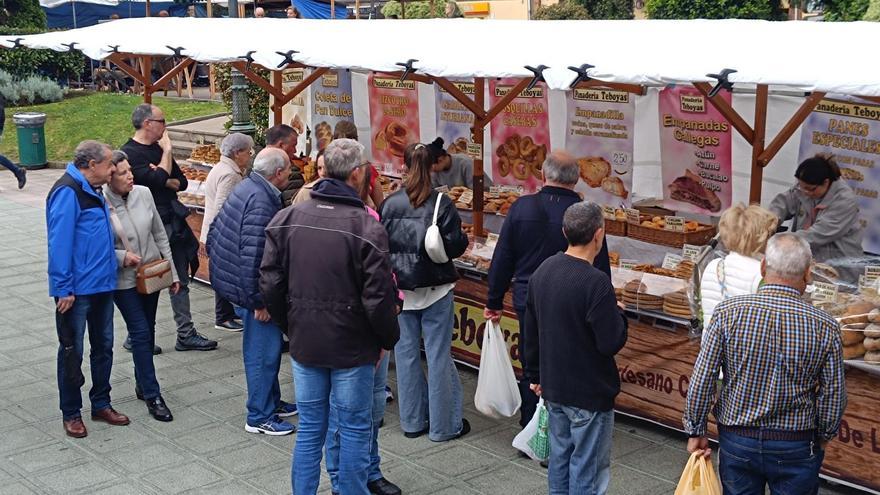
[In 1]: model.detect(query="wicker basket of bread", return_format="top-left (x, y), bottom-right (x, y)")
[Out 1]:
top-left (627, 216), bottom-right (716, 248)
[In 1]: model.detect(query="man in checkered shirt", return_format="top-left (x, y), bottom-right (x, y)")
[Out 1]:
top-left (684, 233), bottom-right (846, 494)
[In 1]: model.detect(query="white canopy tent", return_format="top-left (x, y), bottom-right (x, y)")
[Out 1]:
top-left (4, 17), bottom-right (880, 96)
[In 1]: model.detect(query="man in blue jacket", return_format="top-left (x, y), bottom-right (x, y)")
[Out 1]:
top-left (47, 140), bottom-right (130, 438)
top-left (484, 150), bottom-right (612, 429)
top-left (207, 147), bottom-right (298, 436)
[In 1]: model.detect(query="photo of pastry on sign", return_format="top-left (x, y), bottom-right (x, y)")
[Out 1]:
top-left (368, 74), bottom-right (420, 173)
top-left (496, 134), bottom-right (547, 181)
top-left (577, 156), bottom-right (629, 199)
top-left (667, 169), bottom-right (722, 213)
top-left (374, 122), bottom-right (410, 158)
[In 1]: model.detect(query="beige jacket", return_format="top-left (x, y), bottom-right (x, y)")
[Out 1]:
top-left (291, 179), bottom-right (318, 206)
top-left (200, 155), bottom-right (244, 243)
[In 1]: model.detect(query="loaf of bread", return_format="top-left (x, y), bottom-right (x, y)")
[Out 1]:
top-left (865, 337), bottom-right (880, 352)
top-left (844, 342), bottom-right (866, 360)
top-left (865, 350), bottom-right (880, 364)
top-left (869, 308), bottom-right (880, 323)
top-left (842, 328), bottom-right (866, 346)
top-left (865, 323), bottom-right (880, 339)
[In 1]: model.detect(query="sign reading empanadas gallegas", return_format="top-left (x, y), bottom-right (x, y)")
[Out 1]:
top-left (310, 69), bottom-right (354, 152)
top-left (490, 79), bottom-right (550, 194)
top-left (436, 80), bottom-right (476, 156)
top-left (659, 86), bottom-right (732, 216)
top-left (565, 88), bottom-right (635, 207)
top-left (368, 74), bottom-right (420, 176)
top-left (279, 67), bottom-right (309, 152)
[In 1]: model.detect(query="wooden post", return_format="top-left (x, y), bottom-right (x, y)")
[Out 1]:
top-left (757, 92), bottom-right (825, 167)
top-left (749, 85), bottom-right (768, 204)
top-left (356, 0), bottom-right (361, 18)
top-left (145, 0), bottom-right (151, 16)
top-left (141, 55), bottom-right (153, 103)
top-left (331, 0), bottom-right (336, 18)
top-left (473, 77), bottom-right (486, 238)
top-left (272, 70), bottom-right (284, 125)
top-left (693, 82), bottom-right (755, 143)
top-left (207, 0), bottom-right (213, 17)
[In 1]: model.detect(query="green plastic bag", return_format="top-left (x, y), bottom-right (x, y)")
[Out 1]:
top-left (512, 398), bottom-right (550, 462)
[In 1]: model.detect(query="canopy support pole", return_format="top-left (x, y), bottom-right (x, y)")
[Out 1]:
top-left (275, 67), bottom-right (329, 107)
top-left (141, 55), bottom-right (154, 103)
top-left (473, 78), bottom-right (486, 238)
top-left (107, 53), bottom-right (150, 88)
top-left (229, 62), bottom-right (285, 100)
top-left (152, 57), bottom-right (195, 93)
top-left (272, 71), bottom-right (284, 125)
top-left (757, 92), bottom-right (825, 167)
top-left (749, 84), bottom-right (768, 204)
top-left (693, 82), bottom-right (755, 143)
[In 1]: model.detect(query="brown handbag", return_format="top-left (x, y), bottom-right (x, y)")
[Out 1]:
top-left (109, 205), bottom-right (174, 295)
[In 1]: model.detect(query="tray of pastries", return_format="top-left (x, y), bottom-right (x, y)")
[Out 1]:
top-left (189, 144), bottom-right (221, 165)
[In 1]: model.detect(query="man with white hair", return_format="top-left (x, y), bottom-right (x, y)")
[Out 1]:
top-left (260, 139), bottom-right (400, 494)
top-left (254, 6), bottom-right (266, 17)
top-left (201, 132), bottom-right (254, 332)
top-left (684, 233), bottom-right (846, 494)
top-left (207, 147), bottom-right (298, 435)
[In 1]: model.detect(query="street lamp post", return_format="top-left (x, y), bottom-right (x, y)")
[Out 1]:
top-left (227, 0), bottom-right (256, 135)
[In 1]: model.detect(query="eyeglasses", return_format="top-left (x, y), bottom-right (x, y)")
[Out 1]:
top-left (147, 118), bottom-right (166, 125)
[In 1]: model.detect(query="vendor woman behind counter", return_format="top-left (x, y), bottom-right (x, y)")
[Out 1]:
top-left (769, 153), bottom-right (863, 262)
top-left (428, 138), bottom-right (493, 190)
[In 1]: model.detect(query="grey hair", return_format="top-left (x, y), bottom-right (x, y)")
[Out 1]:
top-left (219, 133), bottom-right (254, 158)
top-left (764, 233), bottom-right (812, 279)
top-left (73, 140), bottom-right (111, 169)
top-left (542, 151), bottom-right (579, 186)
top-left (324, 138), bottom-right (364, 181)
top-left (251, 148), bottom-right (289, 178)
top-left (110, 150), bottom-right (128, 165)
top-left (563, 201), bottom-right (604, 247)
top-left (131, 104), bottom-right (154, 130)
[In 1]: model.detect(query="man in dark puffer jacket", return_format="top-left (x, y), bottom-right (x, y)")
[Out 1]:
top-left (206, 147), bottom-right (298, 436)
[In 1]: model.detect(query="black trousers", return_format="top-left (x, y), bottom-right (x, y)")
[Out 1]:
top-left (215, 293), bottom-right (237, 324)
top-left (516, 307), bottom-right (539, 428)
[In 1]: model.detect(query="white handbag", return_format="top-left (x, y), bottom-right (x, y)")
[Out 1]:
top-left (424, 192), bottom-right (449, 264)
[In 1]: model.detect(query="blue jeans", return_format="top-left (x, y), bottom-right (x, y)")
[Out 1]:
top-left (55, 292), bottom-right (115, 420)
top-left (396, 291), bottom-right (463, 441)
top-left (114, 288), bottom-right (161, 399)
top-left (326, 351), bottom-right (389, 491)
top-left (546, 402), bottom-right (613, 495)
top-left (718, 430), bottom-right (825, 495)
top-left (236, 306), bottom-right (283, 426)
top-left (291, 358), bottom-right (373, 495)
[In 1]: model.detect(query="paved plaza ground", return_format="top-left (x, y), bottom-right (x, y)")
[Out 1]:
top-left (0, 169), bottom-right (860, 494)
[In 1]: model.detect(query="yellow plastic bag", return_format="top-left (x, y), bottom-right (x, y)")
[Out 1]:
top-left (674, 452), bottom-right (722, 495)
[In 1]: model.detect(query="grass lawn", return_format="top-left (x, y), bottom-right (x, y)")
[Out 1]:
top-left (1, 92), bottom-right (226, 163)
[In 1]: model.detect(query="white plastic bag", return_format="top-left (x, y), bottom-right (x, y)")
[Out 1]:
top-left (474, 321), bottom-right (521, 418)
top-left (512, 398), bottom-right (549, 462)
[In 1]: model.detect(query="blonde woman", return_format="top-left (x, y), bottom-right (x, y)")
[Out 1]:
top-left (700, 204), bottom-right (779, 324)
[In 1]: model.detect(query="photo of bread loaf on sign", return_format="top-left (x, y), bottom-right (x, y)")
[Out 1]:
top-left (667, 169), bottom-right (721, 213)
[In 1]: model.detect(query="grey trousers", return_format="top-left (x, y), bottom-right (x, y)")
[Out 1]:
top-left (166, 223), bottom-right (197, 340)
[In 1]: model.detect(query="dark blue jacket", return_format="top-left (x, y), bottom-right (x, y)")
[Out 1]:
top-left (207, 172), bottom-right (282, 310)
top-left (46, 164), bottom-right (118, 297)
top-left (487, 186), bottom-right (611, 312)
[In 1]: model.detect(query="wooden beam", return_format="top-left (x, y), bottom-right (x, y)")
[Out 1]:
top-left (106, 53), bottom-right (148, 86)
top-left (472, 77), bottom-right (486, 238)
top-left (429, 76), bottom-right (486, 120)
top-left (377, 71), bottom-right (432, 85)
top-left (152, 57), bottom-right (194, 92)
top-left (141, 55), bottom-right (153, 103)
top-left (859, 96), bottom-right (880, 105)
top-left (693, 82), bottom-right (755, 143)
top-left (276, 67), bottom-right (329, 107)
top-left (749, 85), bottom-right (768, 204)
top-left (484, 78), bottom-right (532, 125)
top-left (272, 70), bottom-right (283, 126)
top-left (229, 61), bottom-right (284, 100)
top-left (758, 92), bottom-right (825, 167)
top-left (574, 79), bottom-right (645, 96)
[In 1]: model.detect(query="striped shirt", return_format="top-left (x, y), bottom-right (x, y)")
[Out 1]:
top-left (684, 284), bottom-right (846, 440)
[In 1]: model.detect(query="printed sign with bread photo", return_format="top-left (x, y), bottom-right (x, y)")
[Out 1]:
top-left (368, 74), bottom-right (420, 174)
top-left (490, 78), bottom-right (551, 194)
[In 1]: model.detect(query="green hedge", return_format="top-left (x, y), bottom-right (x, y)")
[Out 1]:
top-left (584, 0), bottom-right (633, 19)
top-left (534, 1), bottom-right (592, 19)
top-left (0, 0), bottom-right (47, 29)
top-left (213, 65), bottom-right (269, 146)
top-left (645, 0), bottom-right (781, 20)
top-left (822, 0), bottom-right (870, 20)
top-left (0, 27), bottom-right (84, 81)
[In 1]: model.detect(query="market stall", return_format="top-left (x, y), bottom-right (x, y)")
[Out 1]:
top-left (7, 17), bottom-right (880, 493)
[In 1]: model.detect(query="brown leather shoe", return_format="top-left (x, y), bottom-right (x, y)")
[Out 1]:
top-left (63, 417), bottom-right (87, 438)
top-left (91, 407), bottom-right (130, 426)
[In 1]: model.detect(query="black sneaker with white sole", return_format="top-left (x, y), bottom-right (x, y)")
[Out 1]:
top-left (215, 320), bottom-right (243, 332)
top-left (175, 333), bottom-right (218, 351)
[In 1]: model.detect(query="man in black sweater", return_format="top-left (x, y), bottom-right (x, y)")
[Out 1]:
top-left (121, 104), bottom-right (217, 352)
top-left (524, 201), bottom-right (627, 495)
top-left (484, 150), bottom-right (611, 427)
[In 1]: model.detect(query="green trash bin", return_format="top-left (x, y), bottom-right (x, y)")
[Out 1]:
top-left (13, 112), bottom-right (47, 169)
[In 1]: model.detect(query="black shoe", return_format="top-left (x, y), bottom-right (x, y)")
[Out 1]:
top-left (175, 333), bottom-right (218, 351)
top-left (452, 418), bottom-right (471, 440)
top-left (367, 477), bottom-right (401, 495)
top-left (146, 396), bottom-right (173, 422)
top-left (14, 169), bottom-right (26, 189)
top-left (123, 338), bottom-right (162, 355)
top-left (404, 427), bottom-right (429, 439)
top-left (135, 384), bottom-right (144, 401)
top-left (214, 320), bottom-right (243, 332)
top-left (540, 460), bottom-right (549, 469)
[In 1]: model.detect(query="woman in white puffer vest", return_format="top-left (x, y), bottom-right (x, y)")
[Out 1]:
top-left (700, 204), bottom-right (779, 325)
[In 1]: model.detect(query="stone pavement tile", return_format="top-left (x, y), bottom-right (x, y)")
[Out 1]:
top-left (371, 460), bottom-right (447, 493)
top-left (244, 465), bottom-right (291, 494)
top-left (190, 355), bottom-right (246, 379)
top-left (461, 424), bottom-right (522, 460)
top-left (412, 443), bottom-right (506, 478)
top-left (32, 459), bottom-right (119, 493)
top-left (217, 369), bottom-right (248, 391)
top-left (141, 461), bottom-right (227, 494)
top-left (139, 405), bottom-right (217, 437)
top-left (164, 348), bottom-right (237, 367)
top-left (8, 346), bottom-right (57, 366)
top-left (86, 481), bottom-right (156, 495)
top-left (0, 352), bottom-right (18, 370)
top-left (206, 441), bottom-right (290, 476)
top-left (0, 368), bottom-right (39, 388)
top-left (617, 414), bottom-right (683, 444)
top-left (608, 464), bottom-right (676, 495)
top-left (462, 461), bottom-right (547, 495)
top-left (611, 427), bottom-right (661, 460)
top-left (0, 424), bottom-right (55, 454)
top-left (0, 334), bottom-right (45, 353)
top-left (76, 422), bottom-right (155, 455)
top-left (172, 423), bottom-right (252, 455)
top-left (377, 425), bottom-right (440, 457)
top-left (462, 406), bottom-right (515, 436)
top-left (6, 441), bottom-right (91, 474)
top-left (417, 483), bottom-right (482, 495)
top-left (0, 407), bottom-right (30, 429)
top-left (193, 394), bottom-right (245, 422)
top-left (162, 378), bottom-right (243, 407)
top-left (616, 443), bottom-right (693, 484)
top-left (109, 441), bottom-right (192, 474)
top-left (0, 479), bottom-right (41, 494)
top-left (184, 480), bottom-right (270, 495)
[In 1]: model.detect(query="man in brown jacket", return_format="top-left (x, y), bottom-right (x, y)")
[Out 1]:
top-left (260, 138), bottom-right (400, 495)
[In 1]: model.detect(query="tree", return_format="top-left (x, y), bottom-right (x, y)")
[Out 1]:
top-left (865, 0), bottom-right (880, 20)
top-left (0, 0), bottom-right (48, 28)
top-left (534, 0), bottom-right (591, 19)
top-left (582, 0), bottom-right (633, 19)
top-left (819, 0), bottom-right (870, 20)
top-left (645, 0), bottom-right (781, 20)
top-left (381, 0), bottom-right (458, 18)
